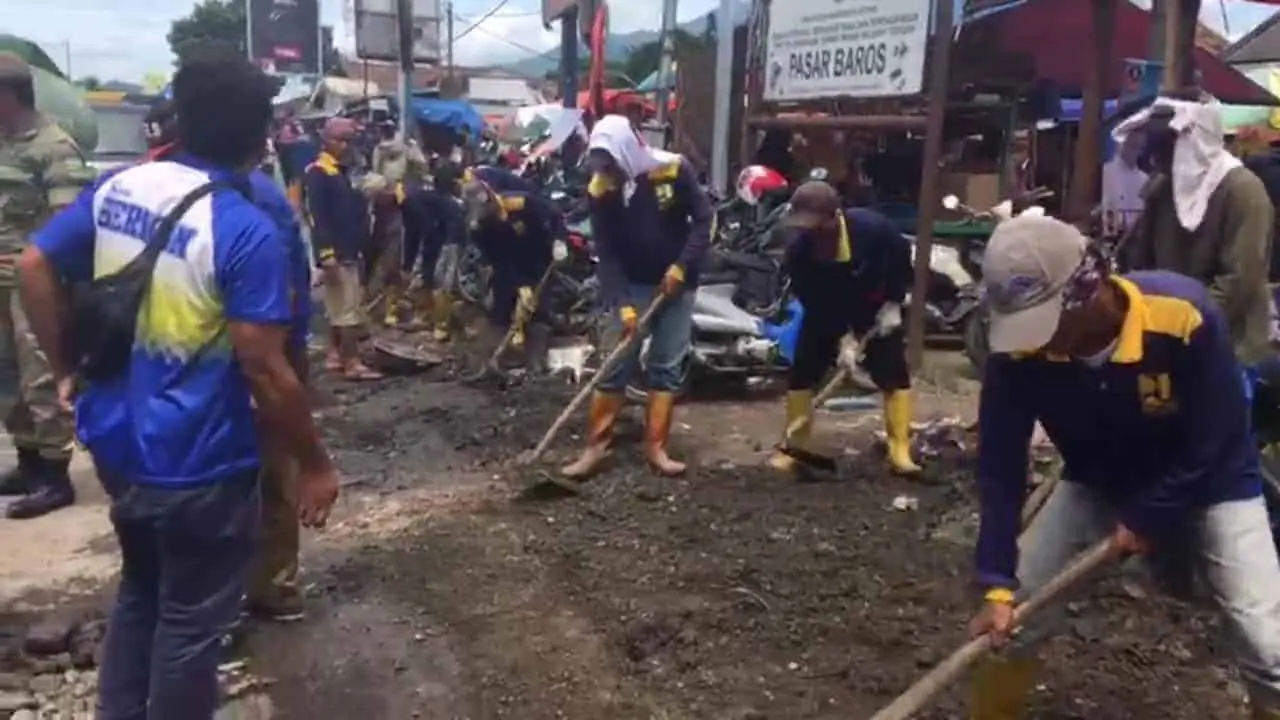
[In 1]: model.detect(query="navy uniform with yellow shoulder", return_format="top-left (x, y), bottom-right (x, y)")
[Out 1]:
top-left (460, 165), bottom-right (561, 342)
top-left (561, 115), bottom-right (713, 481)
top-left (970, 215), bottom-right (1273, 719)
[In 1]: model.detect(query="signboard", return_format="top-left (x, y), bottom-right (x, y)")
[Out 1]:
top-left (248, 0), bottom-right (321, 75)
top-left (354, 0), bottom-right (441, 62)
top-left (1121, 58), bottom-right (1161, 102)
top-left (763, 0), bottom-right (931, 102)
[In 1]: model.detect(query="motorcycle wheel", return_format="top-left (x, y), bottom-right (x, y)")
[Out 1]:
top-left (625, 350), bottom-right (693, 403)
top-left (963, 302), bottom-right (991, 377)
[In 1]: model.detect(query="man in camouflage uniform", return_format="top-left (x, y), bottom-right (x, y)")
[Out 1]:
top-left (0, 52), bottom-right (95, 519)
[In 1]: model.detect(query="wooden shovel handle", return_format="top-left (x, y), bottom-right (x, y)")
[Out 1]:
top-left (867, 539), bottom-right (1118, 720)
top-left (525, 295), bottom-right (665, 462)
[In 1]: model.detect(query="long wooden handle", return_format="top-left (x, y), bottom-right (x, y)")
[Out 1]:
top-left (781, 367), bottom-right (851, 442)
top-left (526, 295), bottom-right (665, 462)
top-left (866, 539), bottom-right (1117, 720)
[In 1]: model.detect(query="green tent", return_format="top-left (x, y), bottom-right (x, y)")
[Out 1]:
top-left (0, 34), bottom-right (97, 151)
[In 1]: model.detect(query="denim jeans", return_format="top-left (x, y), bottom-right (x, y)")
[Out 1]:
top-left (1011, 480), bottom-right (1280, 709)
top-left (597, 285), bottom-right (694, 393)
top-left (96, 470), bottom-right (261, 720)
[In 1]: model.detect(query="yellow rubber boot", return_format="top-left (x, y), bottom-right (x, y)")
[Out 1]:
top-left (561, 391), bottom-right (626, 480)
top-left (971, 657), bottom-right (1037, 720)
top-left (644, 391), bottom-right (687, 476)
top-left (883, 389), bottom-right (922, 475)
top-left (410, 287), bottom-right (434, 329)
top-left (769, 390), bottom-right (814, 473)
top-left (431, 290), bottom-right (453, 342)
top-left (382, 285), bottom-right (402, 327)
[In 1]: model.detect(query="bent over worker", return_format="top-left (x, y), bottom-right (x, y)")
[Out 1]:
top-left (970, 215), bottom-right (1280, 719)
top-left (561, 115), bottom-right (712, 480)
top-left (769, 180), bottom-right (921, 476)
top-left (461, 164), bottom-right (560, 356)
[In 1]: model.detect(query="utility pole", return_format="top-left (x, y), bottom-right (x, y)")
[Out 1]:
top-left (446, 2), bottom-right (455, 74)
top-left (709, 0), bottom-right (734, 194)
top-left (655, 0), bottom-right (678, 130)
top-left (561, 3), bottom-right (579, 110)
top-left (395, 0), bottom-right (414, 141)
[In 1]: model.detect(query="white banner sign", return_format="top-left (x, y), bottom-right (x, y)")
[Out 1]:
top-left (764, 0), bottom-right (932, 101)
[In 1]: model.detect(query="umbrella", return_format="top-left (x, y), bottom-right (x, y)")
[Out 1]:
top-left (0, 35), bottom-right (97, 151)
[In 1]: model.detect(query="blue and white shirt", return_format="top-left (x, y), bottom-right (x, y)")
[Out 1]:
top-left (35, 155), bottom-right (293, 486)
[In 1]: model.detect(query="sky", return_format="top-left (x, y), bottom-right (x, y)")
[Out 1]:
top-left (0, 0), bottom-right (1274, 84)
top-left (0, 0), bottom-right (718, 83)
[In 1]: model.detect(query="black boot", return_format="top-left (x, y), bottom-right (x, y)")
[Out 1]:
top-left (0, 448), bottom-right (37, 496)
top-left (7, 457), bottom-right (75, 520)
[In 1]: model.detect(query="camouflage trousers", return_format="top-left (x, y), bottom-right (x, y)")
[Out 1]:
top-left (0, 288), bottom-right (73, 460)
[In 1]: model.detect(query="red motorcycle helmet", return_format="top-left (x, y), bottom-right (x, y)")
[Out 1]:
top-left (735, 165), bottom-right (788, 206)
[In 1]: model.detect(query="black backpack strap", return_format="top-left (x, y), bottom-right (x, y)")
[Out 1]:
top-left (117, 180), bottom-right (226, 276)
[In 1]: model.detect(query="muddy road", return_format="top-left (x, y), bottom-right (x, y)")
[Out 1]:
top-left (237, 347), bottom-right (1251, 720)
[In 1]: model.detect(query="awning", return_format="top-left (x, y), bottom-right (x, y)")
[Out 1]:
top-left (408, 97), bottom-right (486, 136)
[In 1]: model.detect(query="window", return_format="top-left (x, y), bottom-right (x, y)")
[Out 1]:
top-left (91, 106), bottom-right (149, 160)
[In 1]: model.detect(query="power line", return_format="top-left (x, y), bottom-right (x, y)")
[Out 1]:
top-left (454, 0), bottom-right (512, 41)
top-left (461, 19), bottom-right (553, 59)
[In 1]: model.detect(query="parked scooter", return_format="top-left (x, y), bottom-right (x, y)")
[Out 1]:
top-left (934, 188), bottom-right (1053, 374)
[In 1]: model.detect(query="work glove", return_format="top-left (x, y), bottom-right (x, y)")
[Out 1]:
top-left (513, 285), bottom-right (536, 327)
top-left (838, 334), bottom-right (862, 372)
top-left (619, 305), bottom-right (639, 340)
top-left (658, 264), bottom-right (685, 298)
top-left (871, 302), bottom-right (903, 339)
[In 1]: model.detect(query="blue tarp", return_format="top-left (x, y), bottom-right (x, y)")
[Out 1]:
top-left (408, 97), bottom-right (485, 136)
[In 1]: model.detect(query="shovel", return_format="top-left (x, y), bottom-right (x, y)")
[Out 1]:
top-left (774, 334), bottom-right (866, 473)
top-left (867, 538), bottom-right (1119, 720)
top-left (520, 294), bottom-right (666, 467)
top-left (464, 261), bottom-right (559, 384)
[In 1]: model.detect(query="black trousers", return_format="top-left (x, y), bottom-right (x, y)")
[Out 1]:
top-left (788, 315), bottom-right (910, 392)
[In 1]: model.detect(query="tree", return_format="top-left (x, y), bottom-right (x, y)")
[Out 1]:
top-left (167, 0), bottom-right (345, 76)
top-left (621, 30), bottom-right (703, 87)
top-left (703, 13), bottom-right (717, 44)
top-left (77, 76), bottom-right (102, 91)
top-left (167, 0), bottom-right (246, 64)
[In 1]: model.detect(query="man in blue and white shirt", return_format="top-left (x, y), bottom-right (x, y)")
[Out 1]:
top-left (16, 52), bottom-right (337, 719)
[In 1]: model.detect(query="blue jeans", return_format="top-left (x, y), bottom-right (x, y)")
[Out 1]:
top-left (598, 285), bottom-right (694, 393)
top-left (96, 470), bottom-right (260, 720)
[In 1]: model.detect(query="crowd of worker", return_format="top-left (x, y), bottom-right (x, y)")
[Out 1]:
top-left (0, 43), bottom-right (1279, 718)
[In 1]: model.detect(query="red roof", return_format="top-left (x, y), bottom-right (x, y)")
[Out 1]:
top-left (980, 0), bottom-right (1276, 105)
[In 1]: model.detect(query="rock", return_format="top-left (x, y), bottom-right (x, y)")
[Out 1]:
top-left (22, 622), bottom-right (75, 658)
top-left (0, 690), bottom-right (36, 711)
top-left (27, 674), bottom-right (59, 696)
top-left (0, 673), bottom-right (28, 692)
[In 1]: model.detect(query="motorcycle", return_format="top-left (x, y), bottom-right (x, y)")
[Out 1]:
top-left (927, 188), bottom-right (1054, 375)
top-left (625, 242), bottom-right (799, 401)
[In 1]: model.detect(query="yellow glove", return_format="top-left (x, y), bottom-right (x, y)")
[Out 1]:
top-left (513, 286), bottom-right (535, 326)
top-left (619, 305), bottom-right (638, 339)
top-left (659, 264), bottom-right (685, 297)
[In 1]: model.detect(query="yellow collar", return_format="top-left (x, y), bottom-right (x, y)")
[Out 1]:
top-left (835, 213), bottom-right (851, 263)
top-left (1109, 276), bottom-right (1148, 364)
top-left (315, 151), bottom-right (342, 174)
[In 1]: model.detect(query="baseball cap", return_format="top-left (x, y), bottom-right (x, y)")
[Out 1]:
top-left (982, 215), bottom-right (1088, 354)
top-left (782, 180), bottom-right (840, 231)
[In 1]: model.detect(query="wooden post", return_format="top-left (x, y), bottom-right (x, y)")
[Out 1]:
top-left (1068, 0), bottom-right (1116, 221)
top-left (906, 0), bottom-right (955, 370)
top-left (739, 0), bottom-right (767, 171)
top-left (1160, 0), bottom-right (1201, 90)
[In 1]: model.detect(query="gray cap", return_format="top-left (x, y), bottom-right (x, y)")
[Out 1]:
top-left (981, 215), bottom-right (1088, 354)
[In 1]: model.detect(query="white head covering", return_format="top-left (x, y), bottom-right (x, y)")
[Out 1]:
top-left (1112, 97), bottom-right (1241, 231)
top-left (587, 114), bottom-right (665, 204)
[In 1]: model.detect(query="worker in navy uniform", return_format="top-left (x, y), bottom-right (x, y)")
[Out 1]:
top-left (768, 180), bottom-right (921, 476)
top-left (560, 115), bottom-right (712, 480)
top-left (460, 164), bottom-right (561, 356)
top-left (969, 215), bottom-right (1280, 719)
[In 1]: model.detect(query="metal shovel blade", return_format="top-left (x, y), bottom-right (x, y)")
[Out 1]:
top-left (775, 443), bottom-right (839, 474)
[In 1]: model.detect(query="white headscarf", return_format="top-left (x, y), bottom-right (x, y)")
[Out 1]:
top-left (587, 114), bottom-right (667, 204)
top-left (1112, 97), bottom-right (1241, 231)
